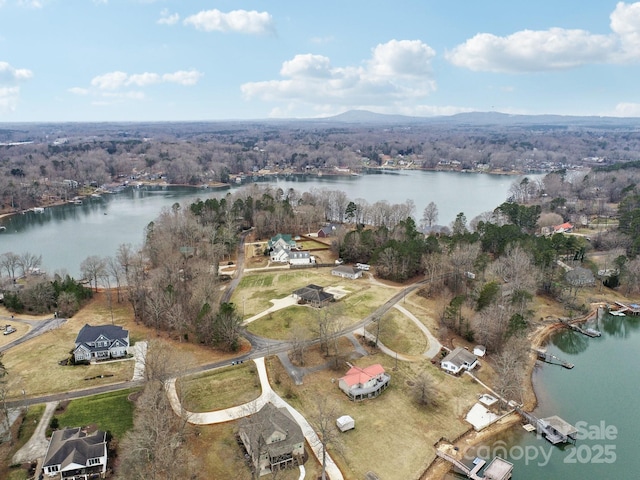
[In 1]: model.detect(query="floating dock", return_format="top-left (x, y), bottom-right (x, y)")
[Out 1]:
top-left (516, 408), bottom-right (577, 445)
top-left (436, 449), bottom-right (514, 480)
top-left (534, 349), bottom-right (574, 369)
top-left (559, 319), bottom-right (601, 337)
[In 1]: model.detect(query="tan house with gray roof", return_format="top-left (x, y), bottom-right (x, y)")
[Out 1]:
top-left (238, 402), bottom-right (306, 476)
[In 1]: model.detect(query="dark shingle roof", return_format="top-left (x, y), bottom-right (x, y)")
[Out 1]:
top-left (239, 403), bottom-right (304, 458)
top-left (293, 285), bottom-right (333, 304)
top-left (75, 324), bottom-right (128, 345)
top-left (43, 428), bottom-right (106, 470)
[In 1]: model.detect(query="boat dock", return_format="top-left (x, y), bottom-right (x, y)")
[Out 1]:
top-left (559, 319), bottom-right (601, 337)
top-left (534, 349), bottom-right (574, 369)
top-left (613, 301), bottom-right (640, 316)
top-left (516, 408), bottom-right (577, 445)
top-left (436, 449), bottom-right (513, 480)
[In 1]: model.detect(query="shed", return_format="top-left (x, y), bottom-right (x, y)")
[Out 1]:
top-left (473, 345), bottom-right (486, 357)
top-left (336, 415), bottom-right (355, 432)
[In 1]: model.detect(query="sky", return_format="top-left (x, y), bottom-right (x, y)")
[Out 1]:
top-left (1, 1), bottom-right (640, 122)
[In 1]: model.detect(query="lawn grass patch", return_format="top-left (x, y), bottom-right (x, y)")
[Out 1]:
top-left (177, 363), bottom-right (261, 412)
top-left (15, 404), bottom-right (45, 450)
top-left (55, 389), bottom-right (136, 439)
top-left (246, 306), bottom-right (318, 340)
top-left (366, 309), bottom-right (427, 355)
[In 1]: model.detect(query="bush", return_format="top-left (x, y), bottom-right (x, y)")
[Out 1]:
top-left (49, 417), bottom-right (59, 430)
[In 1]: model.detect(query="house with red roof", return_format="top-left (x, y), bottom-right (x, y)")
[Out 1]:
top-left (338, 363), bottom-right (390, 401)
top-left (553, 222), bottom-right (573, 234)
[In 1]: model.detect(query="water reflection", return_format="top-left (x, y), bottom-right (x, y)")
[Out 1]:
top-left (601, 314), bottom-right (640, 338)
top-left (550, 329), bottom-right (590, 355)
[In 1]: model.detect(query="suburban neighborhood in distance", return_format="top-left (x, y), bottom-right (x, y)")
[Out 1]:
top-left (1, 112), bottom-right (640, 480)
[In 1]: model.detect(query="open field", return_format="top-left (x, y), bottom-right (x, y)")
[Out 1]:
top-left (233, 268), bottom-right (400, 324)
top-left (246, 305), bottom-right (318, 339)
top-left (55, 389), bottom-right (136, 439)
top-left (177, 363), bottom-right (261, 412)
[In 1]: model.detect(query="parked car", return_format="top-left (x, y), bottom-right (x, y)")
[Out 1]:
top-left (3, 325), bottom-right (16, 335)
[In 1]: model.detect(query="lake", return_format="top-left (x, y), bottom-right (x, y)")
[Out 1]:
top-left (446, 310), bottom-right (639, 479)
top-left (0, 168), bottom-right (634, 478)
top-left (0, 170), bottom-right (520, 277)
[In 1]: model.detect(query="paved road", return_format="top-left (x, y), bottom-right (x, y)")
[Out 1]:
top-left (0, 315), bottom-right (66, 353)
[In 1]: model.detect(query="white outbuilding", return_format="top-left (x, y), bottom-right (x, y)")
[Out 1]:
top-left (336, 415), bottom-right (355, 432)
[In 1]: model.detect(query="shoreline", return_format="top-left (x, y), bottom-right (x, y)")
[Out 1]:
top-left (422, 310), bottom-right (595, 480)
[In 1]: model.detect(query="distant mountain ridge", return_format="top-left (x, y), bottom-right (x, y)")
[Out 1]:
top-left (318, 109), bottom-right (640, 128)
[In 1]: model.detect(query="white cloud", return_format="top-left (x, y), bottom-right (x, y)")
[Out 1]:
top-left (369, 39), bottom-right (435, 77)
top-left (68, 87), bottom-right (89, 96)
top-left (17, 0), bottom-right (44, 8)
top-left (0, 61), bottom-right (33, 82)
top-left (90, 70), bottom-right (202, 91)
top-left (280, 54), bottom-right (332, 78)
top-left (446, 2), bottom-right (640, 72)
top-left (0, 86), bottom-right (20, 113)
top-left (183, 9), bottom-right (275, 35)
top-left (158, 8), bottom-right (179, 26)
top-left (241, 39), bottom-right (437, 117)
top-left (162, 70), bottom-right (203, 86)
top-left (611, 102), bottom-right (640, 116)
top-left (0, 61), bottom-right (32, 114)
top-left (127, 72), bottom-right (161, 87)
top-left (446, 28), bottom-right (614, 72)
top-left (91, 71), bottom-right (128, 90)
top-left (310, 35), bottom-right (335, 45)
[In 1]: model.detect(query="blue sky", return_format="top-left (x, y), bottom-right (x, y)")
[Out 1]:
top-left (1, 0), bottom-right (639, 122)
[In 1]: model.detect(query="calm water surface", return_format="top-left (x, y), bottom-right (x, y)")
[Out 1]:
top-left (0, 170), bottom-right (519, 277)
top-left (448, 312), bottom-right (639, 479)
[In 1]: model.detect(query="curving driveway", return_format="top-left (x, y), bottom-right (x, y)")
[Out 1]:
top-left (166, 357), bottom-right (343, 480)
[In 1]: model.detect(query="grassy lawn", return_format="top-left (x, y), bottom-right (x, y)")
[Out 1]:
top-left (55, 389), bottom-right (136, 439)
top-left (2, 293), bottom-right (234, 401)
top-left (246, 306), bottom-right (318, 339)
top-left (192, 422), bottom-right (322, 480)
top-left (366, 309), bottom-right (427, 355)
top-left (177, 363), bottom-right (261, 412)
top-left (297, 239), bottom-right (330, 250)
top-left (238, 270), bottom-right (402, 344)
top-left (267, 351), bottom-right (483, 480)
top-left (15, 404), bottom-right (46, 451)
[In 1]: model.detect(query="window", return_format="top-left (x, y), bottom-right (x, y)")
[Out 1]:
top-left (88, 458), bottom-right (102, 466)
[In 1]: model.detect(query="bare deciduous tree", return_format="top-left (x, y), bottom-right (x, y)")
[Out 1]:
top-left (116, 381), bottom-right (195, 480)
top-left (80, 255), bottom-right (106, 291)
top-left (421, 201), bottom-right (439, 229)
top-left (411, 370), bottom-right (437, 407)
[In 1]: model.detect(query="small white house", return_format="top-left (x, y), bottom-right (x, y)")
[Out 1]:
top-left (440, 347), bottom-right (478, 375)
top-left (289, 250), bottom-right (314, 265)
top-left (336, 415), bottom-right (355, 432)
top-left (331, 265), bottom-right (363, 280)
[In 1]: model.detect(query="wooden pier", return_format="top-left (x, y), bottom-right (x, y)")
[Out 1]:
top-left (559, 319), bottom-right (601, 337)
top-left (534, 349), bottom-right (574, 369)
top-left (515, 408), bottom-right (577, 445)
